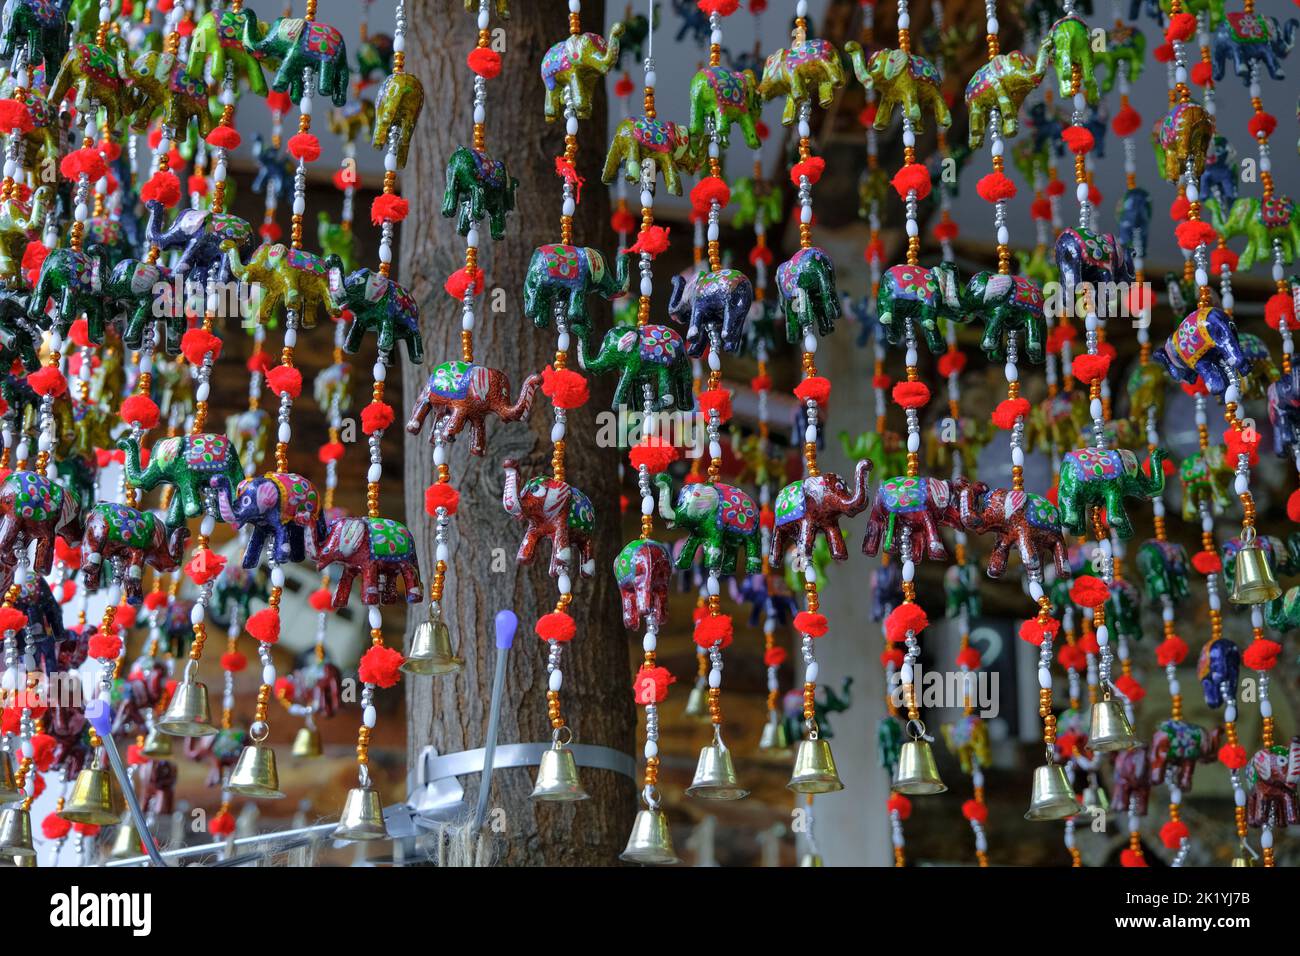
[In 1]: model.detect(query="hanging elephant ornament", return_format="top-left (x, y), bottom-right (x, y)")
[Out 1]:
top-left (235, 9), bottom-right (352, 105)
top-left (667, 267), bottom-right (753, 357)
top-left (944, 563), bottom-right (981, 619)
top-left (523, 244), bottom-right (631, 350)
top-left (577, 324), bottom-right (694, 412)
top-left (1269, 367), bottom-right (1300, 457)
top-left (1150, 719), bottom-right (1221, 792)
top-left (602, 116), bottom-right (700, 196)
top-left (776, 247), bottom-right (840, 344)
top-left (963, 48), bottom-right (1049, 148)
top-left (187, 3), bottom-right (269, 94)
top-left (953, 479), bottom-right (1071, 579)
top-left (1056, 447), bottom-right (1170, 538)
top-left (1211, 11), bottom-right (1299, 84)
top-left (876, 261), bottom-right (966, 354)
top-left (405, 361), bottom-right (542, 456)
top-left (442, 146), bottom-right (519, 239)
top-left (1179, 444), bottom-right (1234, 520)
top-left (226, 242), bottom-right (342, 329)
top-left (0, 0), bottom-right (72, 67)
top-left (1136, 538), bottom-right (1192, 603)
top-left (123, 49), bottom-right (213, 137)
top-left (118, 433), bottom-right (245, 530)
top-left (1095, 20), bottom-right (1146, 93)
top-left (28, 244), bottom-right (112, 341)
top-left (315, 516), bottom-right (424, 607)
top-left (0, 184), bottom-right (55, 284)
top-left (862, 475), bottom-right (961, 563)
top-left (1246, 737), bottom-right (1300, 828)
top-left (1154, 307), bottom-right (1253, 397)
top-left (501, 460), bottom-right (596, 579)
top-left (687, 65), bottom-right (762, 152)
top-left (1237, 333), bottom-right (1280, 400)
top-left (0, 471), bottom-right (85, 583)
top-left (1198, 636), bottom-right (1239, 708)
top-left (844, 43), bottom-right (950, 133)
top-left (963, 271), bottom-right (1047, 363)
top-left (1106, 578), bottom-right (1142, 641)
top-left (220, 473), bottom-right (327, 569)
top-left (653, 474), bottom-right (761, 578)
top-left (1152, 101), bottom-right (1213, 183)
top-left (1039, 14), bottom-right (1100, 103)
top-left (80, 503), bottom-right (189, 606)
top-left (332, 268), bottom-right (425, 363)
top-left (1210, 194), bottom-right (1300, 270)
top-left (614, 538), bottom-right (672, 631)
top-left (759, 35), bottom-right (847, 126)
top-left (48, 39), bottom-right (131, 130)
top-left (1054, 227), bottom-right (1135, 289)
top-left (541, 22), bottom-right (624, 122)
top-left (768, 460), bottom-right (873, 566)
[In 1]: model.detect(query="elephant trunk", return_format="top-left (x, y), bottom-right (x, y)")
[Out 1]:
top-left (165, 525), bottom-right (190, 568)
top-left (667, 273), bottom-right (690, 322)
top-left (1137, 449), bottom-right (1169, 497)
top-left (504, 373), bottom-right (542, 421)
top-left (845, 459), bottom-right (872, 513)
top-left (216, 482), bottom-right (238, 525)
top-left (655, 475), bottom-right (676, 524)
top-left (502, 462), bottom-right (521, 517)
top-left (613, 250), bottom-right (632, 298)
top-left (118, 437), bottom-right (145, 486)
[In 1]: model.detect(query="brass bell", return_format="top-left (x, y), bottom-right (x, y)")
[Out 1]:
top-left (156, 678), bottom-right (218, 737)
top-left (400, 614), bottom-right (464, 676)
top-left (291, 725), bottom-right (322, 758)
top-left (787, 736), bottom-right (844, 794)
top-left (799, 852), bottom-right (824, 867)
top-left (61, 765), bottom-right (122, 825)
top-left (758, 718), bottom-right (791, 756)
top-left (1230, 538), bottom-right (1281, 605)
top-left (686, 742), bottom-right (748, 800)
top-left (109, 812), bottom-right (143, 860)
top-left (1088, 696), bottom-right (1140, 752)
top-left (0, 807), bottom-right (34, 857)
top-left (140, 726), bottom-right (173, 758)
top-left (1025, 763), bottom-right (1080, 821)
top-left (619, 809), bottom-right (679, 865)
top-left (227, 745), bottom-right (285, 799)
top-left (684, 683), bottom-right (708, 719)
top-left (892, 740), bottom-right (947, 795)
top-left (1231, 855), bottom-right (1255, 868)
top-left (530, 744), bottom-right (589, 802)
top-left (11, 851), bottom-right (35, 866)
top-left (0, 752), bottom-right (19, 802)
top-left (332, 787), bottom-right (388, 841)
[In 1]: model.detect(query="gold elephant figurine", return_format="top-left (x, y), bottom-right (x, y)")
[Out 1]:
top-left (845, 42), bottom-right (950, 133)
top-left (224, 242), bottom-right (342, 329)
top-left (963, 48), bottom-right (1050, 148)
top-left (1125, 360), bottom-right (1167, 427)
top-left (330, 98), bottom-right (376, 144)
top-left (942, 715), bottom-right (990, 776)
top-left (601, 115), bottom-right (701, 195)
top-left (123, 50), bottom-right (214, 137)
top-left (372, 71), bottom-right (424, 169)
top-left (1025, 390), bottom-right (1090, 454)
top-left (1152, 101), bottom-right (1213, 183)
top-left (541, 23), bottom-right (624, 122)
top-left (925, 416), bottom-right (993, 480)
top-left (54, 396), bottom-right (115, 461)
top-left (759, 35), bottom-right (847, 126)
top-left (0, 184), bottom-right (54, 283)
top-left (48, 39), bottom-right (131, 131)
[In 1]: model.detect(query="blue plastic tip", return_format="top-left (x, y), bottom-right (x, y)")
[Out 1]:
top-left (494, 610), bottom-right (518, 649)
top-left (85, 698), bottom-right (113, 738)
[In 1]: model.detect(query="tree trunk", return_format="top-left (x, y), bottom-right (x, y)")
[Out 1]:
top-left (401, 0), bottom-right (635, 865)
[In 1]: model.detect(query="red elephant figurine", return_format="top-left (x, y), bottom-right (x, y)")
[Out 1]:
top-left (314, 515), bottom-right (424, 607)
top-left (0, 471), bottom-right (84, 585)
top-left (1246, 736), bottom-right (1300, 828)
top-left (1149, 718), bottom-right (1221, 792)
top-left (501, 459), bottom-right (597, 578)
top-left (769, 460), bottom-right (872, 566)
top-left (1112, 745), bottom-right (1152, 816)
top-left (406, 361), bottom-right (543, 457)
top-left (953, 478), bottom-right (1071, 579)
top-left (862, 474), bottom-right (961, 562)
top-left (614, 538), bottom-right (671, 630)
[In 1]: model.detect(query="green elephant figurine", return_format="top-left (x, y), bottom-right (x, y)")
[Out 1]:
top-left (845, 42), bottom-right (951, 133)
top-left (372, 71), bottom-right (424, 169)
top-left (877, 715), bottom-right (904, 774)
top-left (541, 23), bottom-right (624, 122)
top-left (1180, 445), bottom-right (1234, 521)
top-left (731, 176), bottom-right (783, 229)
top-left (123, 50), bottom-right (213, 137)
top-left (224, 242), bottom-right (341, 329)
top-left (442, 145), bottom-right (519, 239)
top-left (1207, 195), bottom-right (1300, 270)
top-left (186, 4), bottom-right (268, 95)
top-left (0, 184), bottom-right (54, 283)
top-left (1264, 585), bottom-right (1300, 632)
top-left (1136, 538), bottom-right (1191, 603)
top-left (944, 562), bottom-right (982, 619)
top-left (0, 287), bottom-right (41, 372)
top-left (942, 714), bottom-right (991, 775)
top-left (963, 48), bottom-right (1049, 148)
top-left (1057, 446), bottom-right (1169, 538)
top-left (522, 243), bottom-right (631, 348)
top-left (1015, 245), bottom-right (1056, 288)
top-left (330, 268), bottom-right (424, 364)
top-left (1095, 21), bottom-right (1146, 93)
top-left (236, 10), bottom-right (351, 106)
top-left (1106, 578), bottom-right (1142, 641)
top-left (28, 244), bottom-right (111, 340)
top-left (601, 116), bottom-right (700, 196)
top-left (687, 65), bottom-right (762, 151)
top-left (119, 433), bottom-right (245, 530)
top-left (578, 324), bottom-right (693, 412)
top-left (876, 261), bottom-right (966, 354)
top-left (759, 36), bottom-right (847, 126)
top-left (48, 38), bottom-right (131, 131)
top-left (0, 0), bottom-right (72, 67)
top-left (316, 212), bottom-right (359, 274)
top-left (1039, 14), bottom-right (1100, 103)
top-left (1125, 361), bottom-right (1167, 428)
top-left (775, 247), bottom-right (840, 343)
top-left (963, 271), bottom-right (1047, 363)
top-left (654, 474), bottom-right (761, 577)
top-left (107, 258), bottom-right (181, 354)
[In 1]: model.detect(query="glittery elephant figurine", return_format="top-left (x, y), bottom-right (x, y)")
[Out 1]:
top-left (1136, 538), bottom-right (1191, 603)
top-left (731, 176), bottom-right (783, 229)
top-left (317, 212), bottom-right (360, 274)
top-left (1154, 307), bottom-right (1252, 398)
top-left (602, 116), bottom-right (700, 196)
top-left (877, 715), bottom-right (904, 773)
top-left (1106, 578), bottom-right (1142, 641)
top-left (1212, 195), bottom-right (1300, 270)
top-left (1212, 11), bottom-right (1298, 83)
top-left (1264, 585), bottom-right (1300, 630)
top-left (925, 416), bottom-right (993, 481)
top-left (107, 258), bottom-right (179, 354)
top-left (654, 474), bottom-right (762, 577)
top-left (144, 200), bottom-right (255, 285)
top-left (844, 42), bottom-right (950, 132)
top-left (1179, 445), bottom-right (1234, 519)
top-left (1111, 746), bottom-right (1151, 816)
top-left (1056, 447), bottom-right (1169, 538)
top-left (315, 515), bottom-right (424, 607)
top-left (962, 47), bottom-right (1049, 148)
top-left (942, 714), bottom-right (991, 774)
top-left (614, 538), bottom-right (672, 630)
top-left (1150, 718), bottom-right (1221, 792)
top-left (0, 0), bottom-right (73, 67)
top-left (0, 184), bottom-right (54, 284)
top-left (1198, 636), bottom-right (1239, 708)
top-left (954, 478), bottom-right (1070, 578)
top-left (27, 243), bottom-right (111, 340)
top-left (541, 23), bottom-right (624, 122)
top-left (1246, 737), bottom-right (1300, 828)
top-left (944, 563), bottom-right (981, 619)
top-left (776, 246), bottom-right (840, 343)
top-left (80, 503), bottom-right (189, 605)
top-left (405, 361), bottom-right (542, 456)
top-left (236, 9), bottom-right (351, 105)
top-left (759, 36), bottom-right (847, 126)
top-left (1095, 20), bottom-right (1146, 92)
top-left (329, 98), bottom-right (376, 144)
top-left (667, 267), bottom-right (753, 357)
top-left (1053, 227), bottom-right (1135, 290)
top-left (224, 242), bottom-right (341, 329)
top-left (1152, 101), bottom-right (1213, 182)
top-left (687, 65), bottom-right (762, 151)
top-left (1268, 367), bottom-right (1300, 457)
top-left (118, 433), bottom-right (245, 530)
top-left (186, 3), bottom-right (268, 94)
top-left (47, 38), bottom-right (130, 130)
top-left (0, 287), bottom-right (41, 372)
top-left (578, 324), bottom-right (694, 412)
top-left (442, 145), bottom-right (519, 239)
top-left (961, 271), bottom-right (1046, 363)
top-left (123, 49), bottom-right (213, 137)
top-left (876, 261), bottom-right (966, 354)
top-left (502, 459), bottom-right (597, 578)
top-left (332, 268), bottom-right (425, 363)
top-left (523, 243), bottom-right (631, 348)
top-left (0, 472), bottom-right (84, 583)
top-left (217, 472), bottom-right (326, 568)
top-left (769, 460), bottom-right (872, 565)
top-left (1115, 186), bottom-right (1152, 250)
top-left (1198, 134), bottom-right (1238, 207)
top-left (1039, 13), bottom-right (1100, 103)
top-left (372, 70), bottom-right (424, 168)
top-left (862, 475), bottom-right (960, 563)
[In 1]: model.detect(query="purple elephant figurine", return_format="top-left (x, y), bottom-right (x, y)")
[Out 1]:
top-left (220, 472), bottom-right (326, 568)
top-left (1197, 636), bottom-right (1240, 709)
top-left (668, 268), bottom-right (753, 357)
top-left (1246, 736), bottom-right (1300, 828)
top-left (1149, 718), bottom-right (1221, 792)
top-left (871, 560), bottom-right (904, 622)
top-left (730, 572), bottom-right (800, 628)
top-left (1112, 745), bottom-right (1152, 816)
top-left (1053, 226), bottom-right (1135, 290)
top-left (1268, 366), bottom-right (1300, 457)
top-left (1155, 307), bottom-right (1253, 398)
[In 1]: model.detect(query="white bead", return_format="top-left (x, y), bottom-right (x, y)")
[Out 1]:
top-left (640, 277), bottom-right (653, 297)
top-left (905, 348), bottom-right (918, 367)
top-left (262, 663), bottom-right (276, 684)
top-left (1012, 447), bottom-right (1024, 467)
top-left (987, 17), bottom-right (998, 33)
top-left (379, 244), bottom-right (393, 265)
top-left (639, 189), bottom-right (653, 208)
top-left (551, 421), bottom-right (566, 442)
top-left (436, 543), bottom-right (449, 563)
top-left (433, 445), bottom-right (447, 466)
top-left (644, 740), bottom-right (658, 758)
top-left (1195, 269), bottom-right (1208, 288)
top-left (196, 381), bottom-right (210, 402)
top-left (1004, 362), bottom-right (1018, 382)
top-left (707, 350), bottom-right (721, 371)
top-left (557, 332), bottom-right (570, 352)
top-left (191, 605), bottom-right (205, 625)
top-left (907, 431), bottom-right (921, 453)
top-left (373, 362), bottom-right (387, 382)
top-left (1072, 92), bottom-right (1086, 111)
top-left (1224, 384), bottom-right (1240, 405)
top-left (278, 423), bottom-right (292, 444)
top-left (201, 514), bottom-right (216, 537)
top-left (466, 228), bottom-right (480, 249)
top-left (271, 566), bottom-right (285, 587)
top-left (708, 668), bottom-right (722, 688)
top-left (1038, 667), bottom-right (1052, 689)
top-left (798, 120), bottom-right (811, 139)
top-left (806, 661), bottom-right (819, 683)
top-left (1234, 788), bottom-right (1246, 808)
top-left (478, 11), bottom-right (489, 29)
top-left (1234, 474), bottom-right (1249, 495)
top-left (902, 129), bottom-right (915, 148)
top-left (293, 196), bottom-right (306, 215)
top-left (1261, 698), bottom-right (1273, 718)
top-left (473, 105), bottom-right (485, 124)
top-left (1225, 703), bottom-right (1237, 723)
top-left (905, 219), bottom-right (919, 237)
top-left (1095, 624), bottom-right (1109, 645)
top-left (385, 152), bottom-right (397, 172)
top-left (562, 197), bottom-right (576, 217)
top-left (462, 314), bottom-right (475, 332)
top-left (796, 0), bottom-right (808, 15)
top-left (368, 606), bottom-right (382, 629)
top-left (902, 560), bottom-right (915, 582)
top-left (1169, 679), bottom-right (1180, 695)
top-left (566, 116), bottom-right (579, 136)
top-left (1090, 398), bottom-right (1103, 420)
top-left (800, 205), bottom-right (812, 224)
top-left (1262, 828), bottom-right (1274, 848)
top-left (1029, 580), bottom-right (1045, 602)
top-left (707, 222), bottom-right (720, 241)
top-left (558, 573), bottom-right (571, 595)
top-left (901, 662), bottom-right (913, 684)
top-left (367, 463), bottom-right (383, 483)
top-left (645, 70), bottom-right (657, 87)
top-left (643, 631), bottom-right (657, 652)
top-left (711, 29), bottom-right (723, 45)
top-left (706, 574), bottom-right (720, 596)
top-left (710, 440), bottom-right (723, 460)
top-left (1076, 183), bottom-right (1089, 203)
top-left (549, 670), bottom-right (563, 691)
top-left (1185, 182), bottom-right (1199, 203)
top-left (363, 705), bottom-right (376, 728)
top-left (897, 11), bottom-right (909, 29)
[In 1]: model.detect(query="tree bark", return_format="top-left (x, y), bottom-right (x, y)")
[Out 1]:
top-left (401, 0), bottom-right (635, 865)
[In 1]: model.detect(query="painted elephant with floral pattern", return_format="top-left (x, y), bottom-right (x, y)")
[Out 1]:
top-left (315, 515), bottom-right (423, 607)
top-left (1150, 718), bottom-right (1220, 791)
top-left (124, 50), bottom-right (212, 137)
top-left (776, 246), bottom-right (840, 343)
top-left (0, 184), bottom-right (53, 283)
top-left (1054, 226), bottom-right (1135, 291)
top-left (668, 267), bottom-right (752, 357)
top-left (1212, 11), bottom-right (1298, 83)
top-left (863, 475), bottom-right (960, 563)
top-left (962, 271), bottom-right (1046, 362)
top-left (81, 503), bottom-right (189, 605)
top-left (760, 37), bottom-right (847, 127)
top-left (144, 199), bottom-right (255, 285)
top-left (504, 460), bottom-right (597, 579)
top-left (963, 48), bottom-right (1049, 148)
top-left (1155, 307), bottom-right (1252, 397)
top-left (218, 472), bottom-right (325, 568)
top-left (954, 479), bottom-right (1070, 578)
top-left (769, 461), bottom-right (872, 566)
top-left (688, 65), bottom-right (762, 151)
top-left (1096, 20), bottom-right (1147, 92)
top-left (225, 241), bottom-right (341, 329)
top-left (1269, 367), bottom-right (1300, 457)
top-left (1246, 737), bottom-right (1300, 828)
top-left (1210, 194), bottom-right (1300, 270)
top-left (523, 244), bottom-right (631, 348)
top-left (1153, 100), bottom-right (1213, 182)
top-left (1180, 444), bottom-right (1234, 520)
top-left (1057, 447), bottom-right (1168, 538)
top-left (601, 116), bottom-right (699, 196)
top-left (1039, 14), bottom-right (1100, 102)
top-left (0, 471), bottom-right (84, 584)
top-left (655, 474), bottom-right (761, 577)
top-left (845, 42), bottom-right (949, 132)
top-left (541, 23), bottom-right (624, 122)
top-left (443, 145), bottom-right (519, 239)
top-left (47, 38), bottom-right (130, 130)
top-left (186, 4), bottom-right (267, 94)
top-left (372, 70), bottom-right (424, 169)
top-left (615, 538), bottom-right (671, 630)
top-left (1264, 585), bottom-right (1300, 631)
top-left (0, 0), bottom-right (73, 67)
top-left (405, 361), bottom-right (542, 456)
top-left (237, 10), bottom-right (351, 105)
top-left (108, 258), bottom-right (179, 353)
top-left (579, 324), bottom-right (693, 412)
top-left (1136, 538), bottom-right (1191, 602)
top-left (119, 433), bottom-right (245, 530)
top-left (28, 243), bottom-right (110, 340)
top-left (876, 261), bottom-right (965, 354)
top-left (332, 268), bottom-right (424, 364)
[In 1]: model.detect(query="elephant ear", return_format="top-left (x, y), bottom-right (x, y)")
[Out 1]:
top-left (617, 330), bottom-right (637, 352)
top-left (337, 520), bottom-right (364, 557)
top-left (255, 481), bottom-right (279, 511)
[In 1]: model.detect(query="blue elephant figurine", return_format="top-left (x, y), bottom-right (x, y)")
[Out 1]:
top-left (1212, 11), bottom-right (1298, 84)
top-left (1269, 367), bottom-right (1300, 457)
top-left (872, 560), bottom-right (904, 621)
top-left (667, 268), bottom-right (753, 357)
top-left (218, 472), bottom-right (327, 568)
top-left (841, 292), bottom-right (878, 348)
top-left (1115, 186), bottom-right (1151, 250)
top-left (1155, 307), bottom-right (1252, 398)
top-left (729, 572), bottom-right (799, 628)
top-left (1199, 134), bottom-right (1238, 207)
top-left (1054, 227), bottom-right (1135, 290)
top-left (1198, 636), bottom-right (1240, 709)
top-left (775, 247), bottom-right (840, 343)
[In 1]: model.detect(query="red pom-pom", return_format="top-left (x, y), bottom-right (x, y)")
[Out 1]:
top-left (287, 132), bottom-right (321, 162)
top-left (1046, 178), bottom-right (1066, 197)
top-left (187, 174), bottom-right (208, 196)
top-left (115, 604), bottom-right (138, 630)
top-left (371, 193), bottom-right (409, 225)
top-left (887, 794), bottom-right (913, 820)
top-left (632, 665), bottom-right (676, 704)
top-left (790, 156), bottom-right (826, 186)
top-left (358, 644), bottom-right (405, 688)
top-left (937, 350), bottom-right (967, 377)
top-left (1120, 848), bottom-right (1149, 868)
top-left (1210, 247), bottom-right (1239, 273)
top-left (467, 46), bottom-right (502, 78)
top-left (1190, 61), bottom-right (1212, 86)
top-left (1265, 293), bottom-right (1295, 331)
top-left (956, 646), bottom-right (982, 669)
top-left (1288, 488), bottom-right (1300, 523)
top-left (1070, 575), bottom-right (1108, 607)
top-left (891, 163), bottom-right (931, 201)
top-left (761, 645), bottom-right (789, 670)
top-left (698, 0), bottom-right (741, 14)
top-left (88, 632), bottom-right (123, 659)
top-left (42, 813), bottom-right (71, 840)
top-left (627, 224), bottom-right (671, 257)
top-left (68, 317), bottom-right (91, 347)
top-left (794, 375), bottom-right (831, 406)
top-left (140, 170), bottom-right (181, 208)
top-left (1030, 198), bottom-right (1052, 221)
top-left (1019, 617), bottom-right (1060, 646)
top-left (614, 75), bottom-right (636, 98)
top-left (27, 366), bottom-right (67, 397)
top-left (361, 401), bottom-right (395, 434)
top-left (873, 373), bottom-right (891, 389)
top-left (1071, 353), bottom-right (1111, 384)
top-left (536, 611), bottom-right (578, 643)
top-left (1112, 104), bottom-right (1142, 137)
top-left (884, 603), bottom-right (928, 642)
top-left (215, 650), bottom-right (247, 675)
top-left (208, 809), bottom-right (237, 836)
top-left (858, 103), bottom-right (878, 128)
top-left (749, 244), bottom-right (774, 267)
top-left (690, 176), bottom-right (731, 213)
top-left (444, 266), bottom-right (485, 299)
top-left (1159, 820), bottom-right (1189, 849)
top-left (184, 549), bottom-right (226, 585)
top-left (1191, 550), bottom-right (1221, 575)
top-left (1219, 743), bottom-right (1248, 770)
top-left (0, 98), bottom-right (34, 134)
top-left (1114, 674), bottom-right (1145, 704)
top-left (1169, 196), bottom-right (1190, 221)
top-left (1153, 42), bottom-right (1174, 63)
top-left (424, 483), bottom-right (461, 516)
top-left (1223, 426), bottom-right (1259, 467)
top-left (611, 208), bottom-right (637, 233)
top-left (992, 397), bottom-right (1030, 430)
top-left (881, 646), bottom-right (905, 669)
top-left (541, 365), bottom-right (589, 409)
top-left (759, 505), bottom-right (775, 529)
top-left (54, 537), bottom-right (81, 569)
top-left (794, 611), bottom-right (829, 637)
top-left (1248, 112), bottom-right (1277, 140)
top-left (206, 125), bottom-right (242, 150)
top-left (1156, 635), bottom-right (1189, 666)
top-left (1058, 644), bottom-right (1088, 671)
top-left (22, 241), bottom-right (48, 283)
top-left (628, 436), bottom-right (680, 474)
top-left (1243, 639), bottom-right (1282, 671)
top-left (1175, 220), bottom-right (1217, 250)
top-left (0, 607), bottom-right (27, 633)
top-left (1165, 11), bottom-right (1196, 42)
top-left (976, 171), bottom-right (1017, 203)
top-left (264, 364), bottom-right (302, 399)
top-left (180, 328), bottom-right (222, 365)
top-left (59, 147), bottom-right (107, 182)
top-left (932, 219), bottom-right (959, 241)
top-left (308, 588), bottom-right (334, 612)
top-left (266, 90), bottom-right (293, 113)
top-left (699, 388), bottom-right (733, 423)
top-left (891, 380), bottom-right (930, 409)
top-left (318, 441), bottom-right (345, 463)
top-left (247, 608), bottom-right (281, 644)
top-left (864, 238), bottom-right (885, 263)
top-left (755, 119), bottom-right (769, 141)
top-left (1180, 380), bottom-right (1209, 397)
top-left (750, 373), bottom-right (772, 392)
top-left (962, 799), bottom-right (989, 824)
top-left (694, 613), bottom-right (734, 649)
top-left (143, 591), bottom-right (167, 611)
